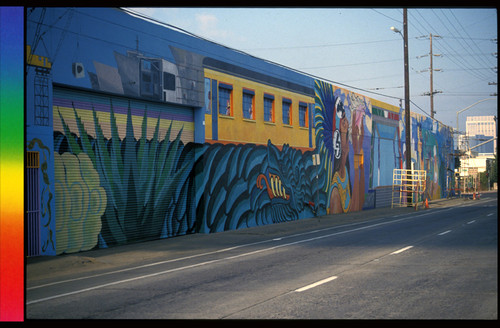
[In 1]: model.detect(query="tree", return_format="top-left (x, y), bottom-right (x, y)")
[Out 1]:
top-left (489, 155), bottom-right (497, 187)
top-left (479, 171), bottom-right (488, 191)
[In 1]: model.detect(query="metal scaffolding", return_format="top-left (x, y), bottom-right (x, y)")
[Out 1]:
top-left (392, 169), bottom-right (427, 208)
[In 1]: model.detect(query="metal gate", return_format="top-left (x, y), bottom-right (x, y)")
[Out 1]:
top-left (26, 151), bottom-right (40, 256)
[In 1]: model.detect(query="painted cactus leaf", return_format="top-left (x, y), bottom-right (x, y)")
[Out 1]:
top-left (92, 106), bottom-right (126, 234)
top-left (140, 115), bottom-right (163, 208)
top-left (155, 121), bottom-right (173, 181)
top-left (159, 125), bottom-right (183, 182)
top-left (136, 108), bottom-right (148, 171)
top-left (152, 157), bottom-right (192, 209)
top-left (109, 100), bottom-right (124, 180)
top-left (137, 112), bottom-right (157, 209)
top-left (72, 102), bottom-right (95, 163)
top-left (123, 103), bottom-right (138, 191)
top-left (57, 109), bottom-right (81, 155)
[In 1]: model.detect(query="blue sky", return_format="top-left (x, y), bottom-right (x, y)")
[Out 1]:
top-left (127, 7), bottom-right (497, 133)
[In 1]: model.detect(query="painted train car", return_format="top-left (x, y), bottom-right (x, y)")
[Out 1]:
top-left (25, 8), bottom-right (454, 256)
top-left (203, 57), bottom-right (315, 151)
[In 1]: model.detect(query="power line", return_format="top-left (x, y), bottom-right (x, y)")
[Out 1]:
top-left (410, 99), bottom-right (448, 128)
top-left (435, 93), bottom-right (497, 97)
top-left (442, 67), bottom-right (497, 72)
top-left (440, 52), bottom-right (497, 58)
top-left (371, 8), bottom-right (402, 24)
top-left (240, 38), bottom-right (400, 51)
top-left (410, 9), bottom-right (495, 83)
top-left (447, 9), bottom-right (494, 70)
top-left (437, 35), bottom-right (496, 41)
top-left (297, 58), bottom-right (402, 70)
top-left (413, 9), bottom-right (483, 80)
top-left (436, 9), bottom-right (495, 81)
top-left (439, 9), bottom-right (492, 79)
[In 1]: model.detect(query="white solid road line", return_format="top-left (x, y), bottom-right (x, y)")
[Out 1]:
top-left (27, 257), bottom-right (222, 305)
top-left (295, 276), bottom-right (338, 292)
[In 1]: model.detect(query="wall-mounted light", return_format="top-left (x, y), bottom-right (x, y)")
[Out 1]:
top-left (72, 62), bottom-right (85, 78)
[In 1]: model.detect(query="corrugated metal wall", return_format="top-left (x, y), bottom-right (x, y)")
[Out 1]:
top-left (52, 87), bottom-right (196, 254)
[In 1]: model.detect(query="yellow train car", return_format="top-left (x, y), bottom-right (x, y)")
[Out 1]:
top-left (203, 63), bottom-right (315, 152)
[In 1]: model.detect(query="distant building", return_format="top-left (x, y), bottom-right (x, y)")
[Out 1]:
top-left (457, 115), bottom-right (497, 190)
top-left (466, 115), bottom-right (497, 155)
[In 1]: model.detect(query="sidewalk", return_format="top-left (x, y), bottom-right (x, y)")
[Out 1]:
top-left (25, 194), bottom-right (485, 286)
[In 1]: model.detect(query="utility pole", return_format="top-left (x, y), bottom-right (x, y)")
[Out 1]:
top-left (418, 34), bottom-right (442, 118)
top-left (391, 9), bottom-right (412, 206)
top-left (429, 33), bottom-right (437, 118)
top-left (403, 9), bottom-right (412, 206)
top-left (429, 34), bottom-right (444, 118)
top-left (403, 10), bottom-right (411, 174)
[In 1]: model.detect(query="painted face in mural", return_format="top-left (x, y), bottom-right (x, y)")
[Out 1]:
top-left (333, 97), bottom-right (349, 168)
top-left (333, 97), bottom-right (345, 161)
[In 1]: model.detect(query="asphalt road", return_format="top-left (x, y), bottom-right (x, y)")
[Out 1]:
top-left (26, 192), bottom-right (497, 319)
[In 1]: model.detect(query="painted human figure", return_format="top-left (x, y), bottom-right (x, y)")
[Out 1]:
top-left (350, 104), bottom-right (365, 212)
top-left (329, 96), bottom-right (365, 214)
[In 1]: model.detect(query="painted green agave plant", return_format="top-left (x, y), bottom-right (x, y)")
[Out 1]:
top-left (57, 100), bottom-right (194, 247)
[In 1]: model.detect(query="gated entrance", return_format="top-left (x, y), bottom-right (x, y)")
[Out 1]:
top-left (26, 151), bottom-right (40, 256)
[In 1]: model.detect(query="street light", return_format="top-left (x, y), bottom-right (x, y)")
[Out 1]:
top-left (392, 9), bottom-right (412, 206)
top-left (390, 26), bottom-right (401, 35)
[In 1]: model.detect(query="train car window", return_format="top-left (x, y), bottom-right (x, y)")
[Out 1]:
top-left (264, 93), bottom-right (274, 123)
top-left (299, 102), bottom-right (308, 127)
top-left (242, 89), bottom-right (255, 120)
top-left (219, 83), bottom-right (233, 116)
top-left (282, 98), bottom-right (292, 125)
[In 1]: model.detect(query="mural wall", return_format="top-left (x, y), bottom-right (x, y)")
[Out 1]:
top-left (314, 81), bottom-right (373, 214)
top-left (48, 77), bottom-right (454, 255)
top-left (26, 7), bottom-right (454, 256)
top-left (409, 113), bottom-right (454, 200)
top-left (52, 89), bottom-right (196, 254)
top-left (195, 141), bottom-right (323, 233)
top-left (51, 93), bottom-right (323, 253)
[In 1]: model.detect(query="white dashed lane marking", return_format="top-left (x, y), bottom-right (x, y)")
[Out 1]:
top-left (294, 276), bottom-right (338, 292)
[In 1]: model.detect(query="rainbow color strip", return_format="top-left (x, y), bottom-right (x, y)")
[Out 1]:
top-left (0, 6), bottom-right (24, 322)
